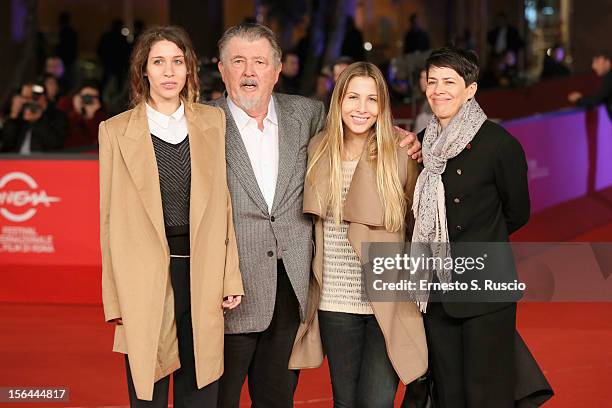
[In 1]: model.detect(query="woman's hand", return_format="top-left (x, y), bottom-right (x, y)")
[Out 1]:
top-left (222, 295), bottom-right (242, 310)
top-left (396, 126), bottom-right (423, 162)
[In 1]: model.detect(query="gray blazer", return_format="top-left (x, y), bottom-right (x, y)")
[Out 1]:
top-left (211, 93), bottom-right (326, 334)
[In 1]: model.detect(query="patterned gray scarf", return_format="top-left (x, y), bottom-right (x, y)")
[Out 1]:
top-left (411, 98), bottom-right (487, 312)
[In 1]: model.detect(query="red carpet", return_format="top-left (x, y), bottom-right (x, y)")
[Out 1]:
top-left (1, 302), bottom-right (611, 407)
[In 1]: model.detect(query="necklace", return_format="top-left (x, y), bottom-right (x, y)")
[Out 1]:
top-left (343, 150), bottom-right (362, 161)
top-left (343, 135), bottom-right (367, 161)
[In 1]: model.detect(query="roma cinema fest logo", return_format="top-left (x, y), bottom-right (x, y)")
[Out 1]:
top-left (0, 172), bottom-right (61, 222)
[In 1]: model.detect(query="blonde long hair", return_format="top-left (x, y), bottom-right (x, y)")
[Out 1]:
top-left (306, 62), bottom-right (406, 232)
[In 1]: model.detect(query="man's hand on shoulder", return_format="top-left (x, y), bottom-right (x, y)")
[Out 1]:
top-left (396, 126), bottom-right (422, 162)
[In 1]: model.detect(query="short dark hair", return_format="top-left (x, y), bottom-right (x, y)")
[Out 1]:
top-left (21, 78), bottom-right (45, 90)
top-left (425, 46), bottom-right (480, 85)
top-left (594, 51), bottom-right (612, 61)
top-left (282, 50), bottom-right (298, 62)
top-left (333, 56), bottom-right (355, 68)
top-left (76, 79), bottom-right (101, 94)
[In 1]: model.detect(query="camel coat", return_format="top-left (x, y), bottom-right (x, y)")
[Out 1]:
top-left (99, 102), bottom-right (244, 400)
top-left (289, 132), bottom-right (428, 385)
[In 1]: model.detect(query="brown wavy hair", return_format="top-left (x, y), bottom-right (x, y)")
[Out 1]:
top-left (129, 26), bottom-right (200, 106)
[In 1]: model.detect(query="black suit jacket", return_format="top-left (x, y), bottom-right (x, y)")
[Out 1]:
top-left (576, 70), bottom-right (612, 120)
top-left (403, 28), bottom-right (430, 54)
top-left (418, 119), bottom-right (530, 318)
top-left (487, 25), bottom-right (524, 55)
top-left (1, 107), bottom-right (67, 153)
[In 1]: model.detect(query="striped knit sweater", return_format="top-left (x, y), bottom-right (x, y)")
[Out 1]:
top-left (151, 134), bottom-right (191, 236)
top-left (319, 160), bottom-right (373, 314)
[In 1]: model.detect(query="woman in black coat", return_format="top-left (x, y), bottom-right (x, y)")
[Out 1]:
top-left (410, 47), bottom-right (553, 408)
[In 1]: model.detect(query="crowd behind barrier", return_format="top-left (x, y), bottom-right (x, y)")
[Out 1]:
top-left (0, 70), bottom-right (604, 154)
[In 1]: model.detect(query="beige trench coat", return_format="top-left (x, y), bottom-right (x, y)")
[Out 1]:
top-left (289, 132), bottom-right (428, 385)
top-left (99, 102), bottom-right (244, 400)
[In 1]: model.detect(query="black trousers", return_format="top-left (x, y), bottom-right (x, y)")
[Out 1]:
top-left (125, 256), bottom-right (219, 408)
top-left (424, 302), bottom-right (516, 408)
top-left (218, 260), bottom-right (301, 408)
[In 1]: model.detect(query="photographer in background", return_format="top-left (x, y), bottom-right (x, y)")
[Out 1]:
top-left (1, 81), bottom-right (67, 154)
top-left (275, 51), bottom-right (302, 95)
top-left (59, 81), bottom-right (108, 150)
top-left (568, 52), bottom-right (612, 120)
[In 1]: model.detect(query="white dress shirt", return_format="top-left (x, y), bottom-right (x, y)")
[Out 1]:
top-left (145, 102), bottom-right (188, 144)
top-left (495, 26), bottom-right (508, 55)
top-left (227, 96), bottom-right (279, 213)
top-left (19, 129), bottom-right (32, 155)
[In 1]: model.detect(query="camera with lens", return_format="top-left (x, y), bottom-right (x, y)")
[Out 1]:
top-left (80, 94), bottom-right (97, 105)
top-left (23, 101), bottom-right (41, 114)
top-left (22, 84), bottom-right (46, 115)
top-left (31, 84), bottom-right (45, 97)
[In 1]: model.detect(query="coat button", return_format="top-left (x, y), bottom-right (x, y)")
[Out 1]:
top-left (456, 169), bottom-right (462, 175)
top-left (267, 250), bottom-right (274, 257)
top-left (270, 216), bottom-right (275, 222)
top-left (456, 225), bottom-right (463, 231)
top-left (453, 197), bottom-right (460, 204)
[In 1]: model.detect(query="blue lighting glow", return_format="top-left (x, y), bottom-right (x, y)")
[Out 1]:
top-left (525, 0), bottom-right (537, 30)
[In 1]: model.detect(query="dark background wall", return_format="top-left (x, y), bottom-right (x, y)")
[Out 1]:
top-left (1, 0), bottom-right (611, 100)
top-left (0, 1), bottom-right (18, 98)
top-left (571, 0), bottom-right (612, 71)
top-left (169, 0), bottom-right (223, 60)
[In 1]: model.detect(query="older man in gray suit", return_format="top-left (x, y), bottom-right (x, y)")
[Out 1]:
top-left (213, 23), bottom-right (420, 407)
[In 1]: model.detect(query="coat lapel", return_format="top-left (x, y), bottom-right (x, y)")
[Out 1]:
top-left (185, 104), bottom-right (215, 242)
top-left (218, 97), bottom-right (269, 214)
top-left (116, 103), bottom-right (167, 251)
top-left (303, 144), bottom-right (384, 227)
top-left (271, 95), bottom-right (301, 214)
top-left (344, 152), bottom-right (385, 227)
top-left (303, 151), bottom-right (329, 218)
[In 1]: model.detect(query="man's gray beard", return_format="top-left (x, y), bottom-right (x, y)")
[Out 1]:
top-left (236, 94), bottom-right (264, 112)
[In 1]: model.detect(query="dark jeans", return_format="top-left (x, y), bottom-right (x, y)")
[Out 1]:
top-left (125, 256), bottom-right (219, 408)
top-left (424, 302), bottom-right (516, 408)
top-left (319, 311), bottom-right (399, 408)
top-left (218, 260), bottom-right (301, 408)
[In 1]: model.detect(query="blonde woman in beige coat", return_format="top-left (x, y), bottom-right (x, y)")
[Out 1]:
top-left (99, 26), bottom-right (243, 407)
top-left (290, 62), bottom-right (427, 407)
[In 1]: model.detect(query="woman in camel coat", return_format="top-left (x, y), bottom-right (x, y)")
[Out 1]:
top-left (99, 26), bottom-right (243, 406)
top-left (289, 62), bottom-right (427, 407)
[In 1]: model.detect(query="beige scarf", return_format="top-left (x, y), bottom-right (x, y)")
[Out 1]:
top-left (411, 98), bottom-right (487, 312)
